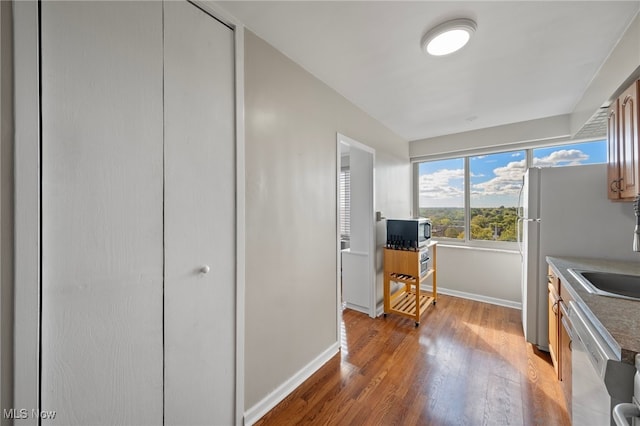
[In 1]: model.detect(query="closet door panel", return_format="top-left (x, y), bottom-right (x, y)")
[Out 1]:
top-left (163, 2), bottom-right (236, 425)
top-left (40, 2), bottom-right (164, 424)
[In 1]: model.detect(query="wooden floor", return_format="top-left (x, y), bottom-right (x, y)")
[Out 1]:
top-left (254, 295), bottom-right (571, 426)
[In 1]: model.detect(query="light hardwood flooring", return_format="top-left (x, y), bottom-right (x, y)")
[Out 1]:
top-left (254, 294), bottom-right (571, 426)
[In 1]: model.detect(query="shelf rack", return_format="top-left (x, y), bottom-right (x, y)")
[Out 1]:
top-left (383, 240), bottom-right (437, 326)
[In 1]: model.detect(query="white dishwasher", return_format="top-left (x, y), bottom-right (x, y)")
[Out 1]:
top-left (569, 301), bottom-right (635, 426)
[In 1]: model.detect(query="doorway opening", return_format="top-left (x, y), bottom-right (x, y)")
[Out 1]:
top-left (336, 133), bottom-right (376, 325)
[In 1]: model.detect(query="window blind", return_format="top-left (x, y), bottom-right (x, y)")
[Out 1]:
top-left (339, 169), bottom-right (350, 238)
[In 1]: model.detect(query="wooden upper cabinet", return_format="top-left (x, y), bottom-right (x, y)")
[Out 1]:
top-left (607, 99), bottom-right (621, 200)
top-left (607, 79), bottom-right (640, 200)
top-left (620, 81), bottom-right (639, 199)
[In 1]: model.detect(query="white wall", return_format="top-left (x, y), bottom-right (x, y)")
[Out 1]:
top-left (431, 246), bottom-right (522, 308)
top-left (0, 2), bottom-right (13, 423)
top-left (410, 114), bottom-right (571, 160)
top-left (243, 29), bottom-right (409, 416)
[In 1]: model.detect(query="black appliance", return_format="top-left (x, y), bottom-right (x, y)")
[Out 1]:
top-left (386, 218), bottom-right (431, 250)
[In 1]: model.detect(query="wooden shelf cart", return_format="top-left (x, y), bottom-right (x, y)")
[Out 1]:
top-left (383, 241), bottom-right (437, 326)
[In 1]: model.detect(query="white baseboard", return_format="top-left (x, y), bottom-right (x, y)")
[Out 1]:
top-left (344, 302), bottom-right (370, 316)
top-left (376, 301), bottom-right (384, 316)
top-left (420, 285), bottom-right (522, 310)
top-left (243, 341), bottom-right (340, 426)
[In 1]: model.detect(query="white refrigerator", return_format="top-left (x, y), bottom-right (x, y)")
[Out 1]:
top-left (519, 164), bottom-right (638, 349)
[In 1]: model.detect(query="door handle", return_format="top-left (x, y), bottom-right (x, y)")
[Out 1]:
top-left (199, 265), bottom-right (210, 274)
top-left (610, 178), bottom-right (623, 193)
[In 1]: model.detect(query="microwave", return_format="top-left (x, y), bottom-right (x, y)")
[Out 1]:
top-left (386, 218), bottom-right (432, 250)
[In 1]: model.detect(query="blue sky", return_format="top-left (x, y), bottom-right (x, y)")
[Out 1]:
top-left (419, 140), bottom-right (607, 208)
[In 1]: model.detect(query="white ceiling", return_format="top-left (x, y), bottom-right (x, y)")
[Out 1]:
top-left (218, 1), bottom-right (640, 142)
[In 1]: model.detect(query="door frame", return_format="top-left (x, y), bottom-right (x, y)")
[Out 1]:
top-left (12, 1), bottom-right (246, 424)
top-left (336, 133), bottom-right (376, 325)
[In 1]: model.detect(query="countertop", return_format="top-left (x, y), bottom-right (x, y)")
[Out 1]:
top-left (546, 256), bottom-right (640, 365)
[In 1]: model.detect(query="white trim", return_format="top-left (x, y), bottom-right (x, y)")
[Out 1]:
top-left (189, 0), bottom-right (238, 30)
top-left (411, 162), bottom-right (419, 217)
top-left (420, 285), bottom-right (522, 310)
top-left (233, 26), bottom-right (246, 426)
top-left (243, 342), bottom-right (340, 426)
top-left (344, 302), bottom-right (370, 315)
top-left (463, 157), bottom-right (470, 241)
top-left (410, 134), bottom-right (607, 163)
top-left (338, 133), bottom-right (376, 156)
top-left (376, 300), bottom-right (385, 317)
top-left (336, 133), bottom-right (376, 319)
top-left (369, 150), bottom-right (376, 319)
top-left (13, 1), bottom-right (40, 421)
top-left (335, 136), bottom-right (342, 356)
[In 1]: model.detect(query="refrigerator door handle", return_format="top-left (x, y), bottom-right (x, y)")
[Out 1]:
top-left (518, 217), bottom-right (541, 258)
top-left (517, 175), bottom-right (525, 219)
top-left (517, 217), bottom-right (523, 258)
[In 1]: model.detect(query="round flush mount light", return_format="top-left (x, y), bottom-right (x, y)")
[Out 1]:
top-left (421, 18), bottom-right (477, 56)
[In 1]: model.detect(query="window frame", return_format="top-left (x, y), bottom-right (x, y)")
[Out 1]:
top-left (412, 139), bottom-right (606, 251)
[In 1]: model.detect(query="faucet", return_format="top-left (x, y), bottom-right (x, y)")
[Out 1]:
top-left (634, 194), bottom-right (640, 252)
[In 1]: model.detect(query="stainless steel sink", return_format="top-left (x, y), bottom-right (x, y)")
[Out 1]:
top-left (568, 268), bottom-right (640, 301)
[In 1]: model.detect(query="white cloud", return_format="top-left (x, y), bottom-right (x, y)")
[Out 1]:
top-left (472, 149), bottom-right (590, 199)
top-left (512, 152), bottom-right (523, 157)
top-left (472, 155), bottom-right (487, 160)
top-left (419, 168), bottom-right (464, 200)
top-left (533, 149), bottom-right (589, 167)
top-left (472, 159), bottom-right (527, 197)
top-left (422, 149), bottom-right (590, 206)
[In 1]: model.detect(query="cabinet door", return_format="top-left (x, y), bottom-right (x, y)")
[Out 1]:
top-left (548, 288), bottom-right (559, 377)
top-left (560, 302), bottom-right (572, 416)
top-left (41, 2), bottom-right (164, 424)
top-left (163, 2), bottom-right (236, 425)
top-left (607, 99), bottom-right (621, 200)
top-left (620, 81), bottom-right (639, 199)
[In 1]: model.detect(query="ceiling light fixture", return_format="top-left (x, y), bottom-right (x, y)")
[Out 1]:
top-left (421, 18), bottom-right (477, 56)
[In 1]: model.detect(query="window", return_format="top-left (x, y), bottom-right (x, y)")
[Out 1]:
top-left (469, 151), bottom-right (525, 242)
top-left (417, 158), bottom-right (464, 239)
top-left (339, 169), bottom-right (350, 238)
top-left (533, 140), bottom-right (606, 167)
top-left (415, 139), bottom-right (606, 246)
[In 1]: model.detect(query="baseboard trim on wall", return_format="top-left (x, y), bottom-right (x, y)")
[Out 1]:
top-left (244, 341), bottom-right (341, 426)
top-left (420, 285), bottom-right (522, 310)
top-left (376, 301), bottom-right (384, 317)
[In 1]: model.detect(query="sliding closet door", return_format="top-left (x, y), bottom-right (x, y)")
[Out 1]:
top-left (163, 2), bottom-right (236, 425)
top-left (40, 2), bottom-right (164, 425)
